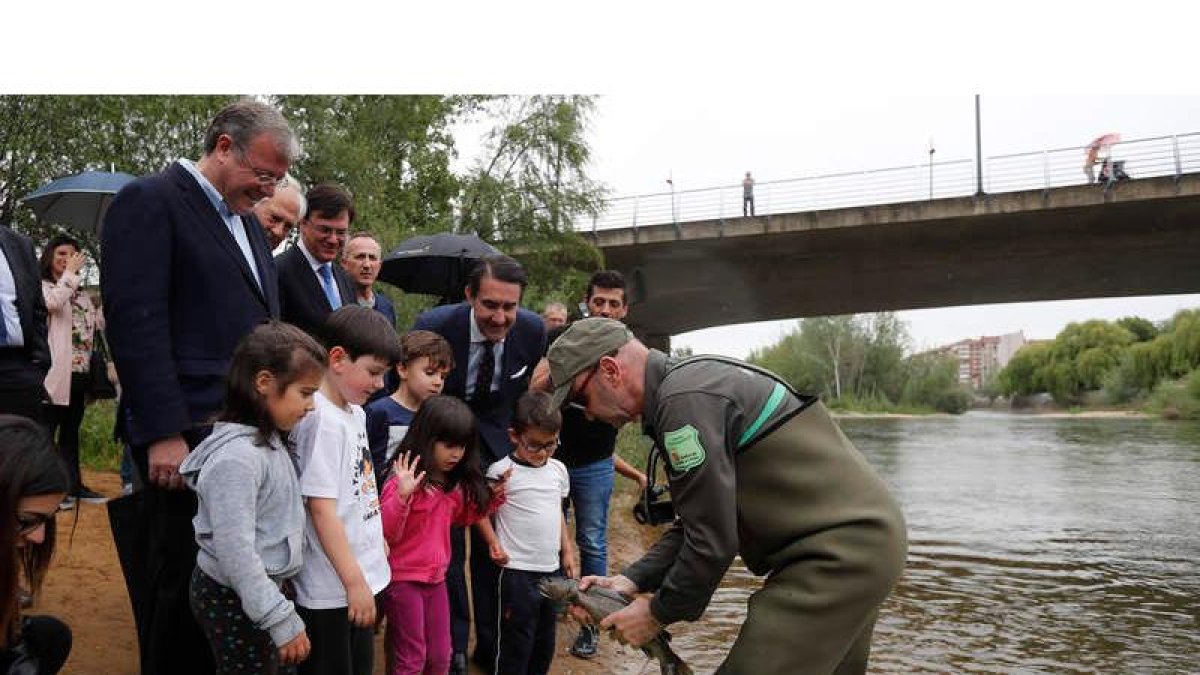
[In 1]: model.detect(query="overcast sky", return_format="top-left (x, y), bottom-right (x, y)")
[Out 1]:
top-left (9, 3), bottom-right (1196, 358)
top-left (576, 94), bottom-right (1200, 357)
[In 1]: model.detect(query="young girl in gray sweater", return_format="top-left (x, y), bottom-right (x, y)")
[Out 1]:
top-left (180, 321), bottom-right (327, 674)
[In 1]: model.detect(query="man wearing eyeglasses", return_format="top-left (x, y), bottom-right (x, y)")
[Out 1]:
top-left (276, 182), bottom-right (357, 339)
top-left (540, 318), bottom-right (908, 675)
top-left (101, 99), bottom-right (296, 675)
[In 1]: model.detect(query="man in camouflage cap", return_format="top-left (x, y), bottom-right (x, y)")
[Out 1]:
top-left (541, 317), bottom-right (907, 675)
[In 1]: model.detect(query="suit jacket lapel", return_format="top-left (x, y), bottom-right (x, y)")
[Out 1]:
top-left (449, 304), bottom-right (471, 397)
top-left (170, 163), bottom-right (269, 309)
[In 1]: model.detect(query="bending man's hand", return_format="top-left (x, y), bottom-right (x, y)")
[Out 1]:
top-left (148, 435), bottom-right (189, 490)
top-left (600, 595), bottom-right (661, 648)
top-left (570, 574), bottom-right (640, 626)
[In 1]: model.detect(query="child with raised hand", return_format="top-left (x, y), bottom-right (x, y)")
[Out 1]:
top-left (380, 395), bottom-right (509, 675)
top-left (180, 321), bottom-right (328, 674)
top-left (289, 306), bottom-right (403, 675)
top-left (476, 391), bottom-right (575, 675)
top-left (365, 330), bottom-right (454, 491)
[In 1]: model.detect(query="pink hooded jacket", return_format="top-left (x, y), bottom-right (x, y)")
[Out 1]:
top-left (380, 477), bottom-right (501, 583)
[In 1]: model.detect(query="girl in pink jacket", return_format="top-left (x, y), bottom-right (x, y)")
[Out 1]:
top-left (380, 396), bottom-right (507, 675)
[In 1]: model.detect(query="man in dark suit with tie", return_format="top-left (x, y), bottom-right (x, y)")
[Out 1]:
top-left (0, 222), bottom-right (51, 422)
top-left (276, 182), bottom-right (356, 340)
top-left (413, 254), bottom-right (546, 674)
top-left (101, 99), bottom-right (295, 675)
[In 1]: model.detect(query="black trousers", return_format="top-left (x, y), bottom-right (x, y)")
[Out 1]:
top-left (494, 568), bottom-right (556, 675)
top-left (0, 385), bottom-right (45, 423)
top-left (43, 373), bottom-right (89, 492)
top-left (447, 524), bottom-right (501, 669)
top-left (128, 429), bottom-right (215, 675)
top-left (295, 601), bottom-right (378, 675)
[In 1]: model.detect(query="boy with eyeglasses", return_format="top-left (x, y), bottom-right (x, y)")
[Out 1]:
top-left (476, 391), bottom-right (577, 675)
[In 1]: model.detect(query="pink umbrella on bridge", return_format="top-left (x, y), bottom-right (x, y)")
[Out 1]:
top-left (1085, 132), bottom-right (1121, 165)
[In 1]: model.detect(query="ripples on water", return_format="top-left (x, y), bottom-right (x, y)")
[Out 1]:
top-left (653, 413), bottom-right (1200, 674)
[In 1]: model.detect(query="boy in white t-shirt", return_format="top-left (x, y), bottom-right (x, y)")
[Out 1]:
top-left (289, 306), bottom-right (403, 675)
top-left (478, 391), bottom-right (577, 675)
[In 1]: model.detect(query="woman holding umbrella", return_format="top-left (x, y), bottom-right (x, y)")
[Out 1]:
top-left (39, 235), bottom-right (105, 509)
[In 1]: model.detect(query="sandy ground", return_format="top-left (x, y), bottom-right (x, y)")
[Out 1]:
top-left (35, 470), bottom-right (659, 675)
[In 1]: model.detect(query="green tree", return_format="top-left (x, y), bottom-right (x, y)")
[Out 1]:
top-left (279, 95), bottom-right (464, 248)
top-left (456, 96), bottom-right (607, 309)
top-left (900, 351), bottom-right (969, 413)
top-left (1116, 316), bottom-right (1158, 343)
top-left (0, 95), bottom-right (232, 251)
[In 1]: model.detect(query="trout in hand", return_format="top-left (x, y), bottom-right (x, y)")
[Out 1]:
top-left (538, 577), bottom-right (692, 675)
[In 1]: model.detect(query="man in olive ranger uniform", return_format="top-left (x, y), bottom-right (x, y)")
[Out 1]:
top-left (541, 318), bottom-right (907, 675)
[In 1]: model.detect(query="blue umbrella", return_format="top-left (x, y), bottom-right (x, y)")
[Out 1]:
top-left (21, 170), bottom-right (137, 235)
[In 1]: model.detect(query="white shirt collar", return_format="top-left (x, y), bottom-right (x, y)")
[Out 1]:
top-left (297, 237), bottom-right (324, 273)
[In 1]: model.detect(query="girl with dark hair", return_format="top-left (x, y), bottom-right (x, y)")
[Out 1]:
top-left (380, 395), bottom-right (508, 675)
top-left (38, 235), bottom-right (104, 508)
top-left (0, 415), bottom-right (72, 675)
top-left (178, 322), bottom-right (326, 674)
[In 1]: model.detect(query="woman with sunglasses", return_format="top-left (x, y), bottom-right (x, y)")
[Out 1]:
top-left (0, 415), bottom-right (72, 674)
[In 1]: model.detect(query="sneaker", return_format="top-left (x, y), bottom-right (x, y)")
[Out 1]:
top-left (570, 624), bottom-right (599, 659)
top-left (58, 496), bottom-right (77, 511)
top-left (74, 486), bottom-right (108, 504)
top-left (449, 652), bottom-right (468, 675)
top-left (121, 483), bottom-right (133, 496)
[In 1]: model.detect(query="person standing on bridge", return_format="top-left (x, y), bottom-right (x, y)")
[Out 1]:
top-left (537, 318), bottom-right (907, 675)
top-left (742, 171), bottom-right (755, 216)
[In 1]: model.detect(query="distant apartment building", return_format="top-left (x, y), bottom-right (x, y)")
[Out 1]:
top-left (939, 332), bottom-right (1026, 390)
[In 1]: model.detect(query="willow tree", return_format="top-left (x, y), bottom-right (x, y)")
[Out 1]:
top-left (456, 95), bottom-right (607, 308)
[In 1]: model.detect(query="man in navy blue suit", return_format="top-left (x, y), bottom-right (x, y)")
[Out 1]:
top-left (0, 222), bottom-right (50, 422)
top-left (276, 182), bottom-right (357, 340)
top-left (413, 254), bottom-right (546, 673)
top-left (101, 99), bottom-right (296, 675)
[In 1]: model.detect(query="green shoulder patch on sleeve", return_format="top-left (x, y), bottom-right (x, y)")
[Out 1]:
top-left (663, 424), bottom-right (706, 473)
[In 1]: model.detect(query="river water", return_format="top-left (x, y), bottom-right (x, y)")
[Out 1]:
top-left (631, 412), bottom-right (1200, 674)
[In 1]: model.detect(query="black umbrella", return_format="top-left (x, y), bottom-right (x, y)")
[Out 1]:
top-left (20, 170), bottom-right (137, 235)
top-left (378, 232), bottom-right (501, 303)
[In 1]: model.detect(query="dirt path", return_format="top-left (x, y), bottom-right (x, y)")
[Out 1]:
top-left (36, 471), bottom-right (661, 675)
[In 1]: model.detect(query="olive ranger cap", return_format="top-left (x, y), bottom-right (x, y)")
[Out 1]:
top-left (547, 318), bottom-right (634, 409)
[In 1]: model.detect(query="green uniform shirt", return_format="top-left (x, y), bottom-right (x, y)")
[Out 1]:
top-left (623, 350), bottom-right (809, 625)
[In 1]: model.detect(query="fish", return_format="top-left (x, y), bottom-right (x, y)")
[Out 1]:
top-left (538, 576), bottom-right (693, 675)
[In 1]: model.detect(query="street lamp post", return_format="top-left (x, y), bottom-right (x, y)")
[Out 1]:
top-left (667, 172), bottom-right (677, 225)
top-left (928, 138), bottom-right (936, 201)
top-left (975, 94), bottom-right (985, 196)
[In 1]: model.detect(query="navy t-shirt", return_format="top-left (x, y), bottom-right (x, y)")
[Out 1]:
top-left (364, 396), bottom-right (416, 489)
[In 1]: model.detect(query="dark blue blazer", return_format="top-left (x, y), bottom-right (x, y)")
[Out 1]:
top-left (0, 224), bottom-right (50, 388)
top-left (101, 162), bottom-right (280, 448)
top-left (373, 290), bottom-right (397, 328)
top-left (276, 243), bottom-right (355, 339)
top-left (412, 302), bottom-right (545, 464)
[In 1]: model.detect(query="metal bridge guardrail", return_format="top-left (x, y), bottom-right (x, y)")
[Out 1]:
top-left (579, 132), bottom-right (1200, 234)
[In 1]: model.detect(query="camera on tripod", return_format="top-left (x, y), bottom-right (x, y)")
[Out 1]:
top-left (631, 444), bottom-right (675, 525)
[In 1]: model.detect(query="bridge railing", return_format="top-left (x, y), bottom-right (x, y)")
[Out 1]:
top-left (581, 131), bottom-right (1200, 234)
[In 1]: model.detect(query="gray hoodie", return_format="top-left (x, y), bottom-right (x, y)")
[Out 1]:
top-left (180, 422), bottom-right (305, 646)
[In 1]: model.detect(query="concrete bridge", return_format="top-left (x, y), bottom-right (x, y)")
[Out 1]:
top-left (593, 175), bottom-right (1200, 346)
top-left (582, 132), bottom-right (1200, 346)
